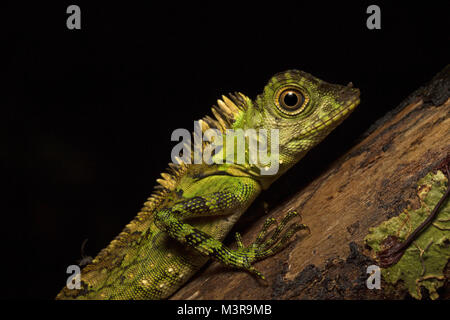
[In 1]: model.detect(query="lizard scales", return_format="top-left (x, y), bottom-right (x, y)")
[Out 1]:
top-left (57, 70), bottom-right (360, 299)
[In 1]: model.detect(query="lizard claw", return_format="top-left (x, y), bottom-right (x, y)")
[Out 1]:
top-left (235, 210), bottom-right (309, 279)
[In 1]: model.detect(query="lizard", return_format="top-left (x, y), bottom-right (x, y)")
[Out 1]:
top-left (56, 70), bottom-right (360, 299)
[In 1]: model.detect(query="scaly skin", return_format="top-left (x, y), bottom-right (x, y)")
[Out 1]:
top-left (56, 70), bottom-right (360, 299)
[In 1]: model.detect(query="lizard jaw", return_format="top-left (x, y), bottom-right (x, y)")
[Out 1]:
top-left (298, 91), bottom-right (360, 138)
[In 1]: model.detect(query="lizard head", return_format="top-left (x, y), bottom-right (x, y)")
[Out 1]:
top-left (232, 70), bottom-right (360, 185)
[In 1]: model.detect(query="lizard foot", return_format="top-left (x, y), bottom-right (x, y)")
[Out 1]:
top-left (233, 210), bottom-right (310, 280)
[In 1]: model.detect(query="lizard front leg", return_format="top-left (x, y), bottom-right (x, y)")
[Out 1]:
top-left (154, 177), bottom-right (307, 279)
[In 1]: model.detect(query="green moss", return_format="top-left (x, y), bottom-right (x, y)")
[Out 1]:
top-left (365, 170), bottom-right (449, 299)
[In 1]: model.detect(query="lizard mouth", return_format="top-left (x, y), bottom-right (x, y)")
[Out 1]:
top-left (298, 88), bottom-right (360, 137)
top-left (330, 85), bottom-right (361, 123)
top-left (332, 93), bottom-right (361, 122)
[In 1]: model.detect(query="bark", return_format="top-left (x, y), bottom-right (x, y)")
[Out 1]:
top-left (171, 66), bottom-right (450, 300)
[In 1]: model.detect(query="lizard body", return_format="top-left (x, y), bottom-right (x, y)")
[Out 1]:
top-left (56, 70), bottom-right (360, 299)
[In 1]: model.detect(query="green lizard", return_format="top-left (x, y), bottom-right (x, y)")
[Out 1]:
top-left (56, 70), bottom-right (360, 299)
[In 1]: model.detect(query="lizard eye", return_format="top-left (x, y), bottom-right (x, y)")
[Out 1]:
top-left (275, 87), bottom-right (308, 115)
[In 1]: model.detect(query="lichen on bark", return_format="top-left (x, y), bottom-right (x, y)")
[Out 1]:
top-left (365, 170), bottom-right (449, 299)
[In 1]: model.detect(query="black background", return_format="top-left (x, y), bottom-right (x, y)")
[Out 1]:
top-left (5, 2), bottom-right (449, 299)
